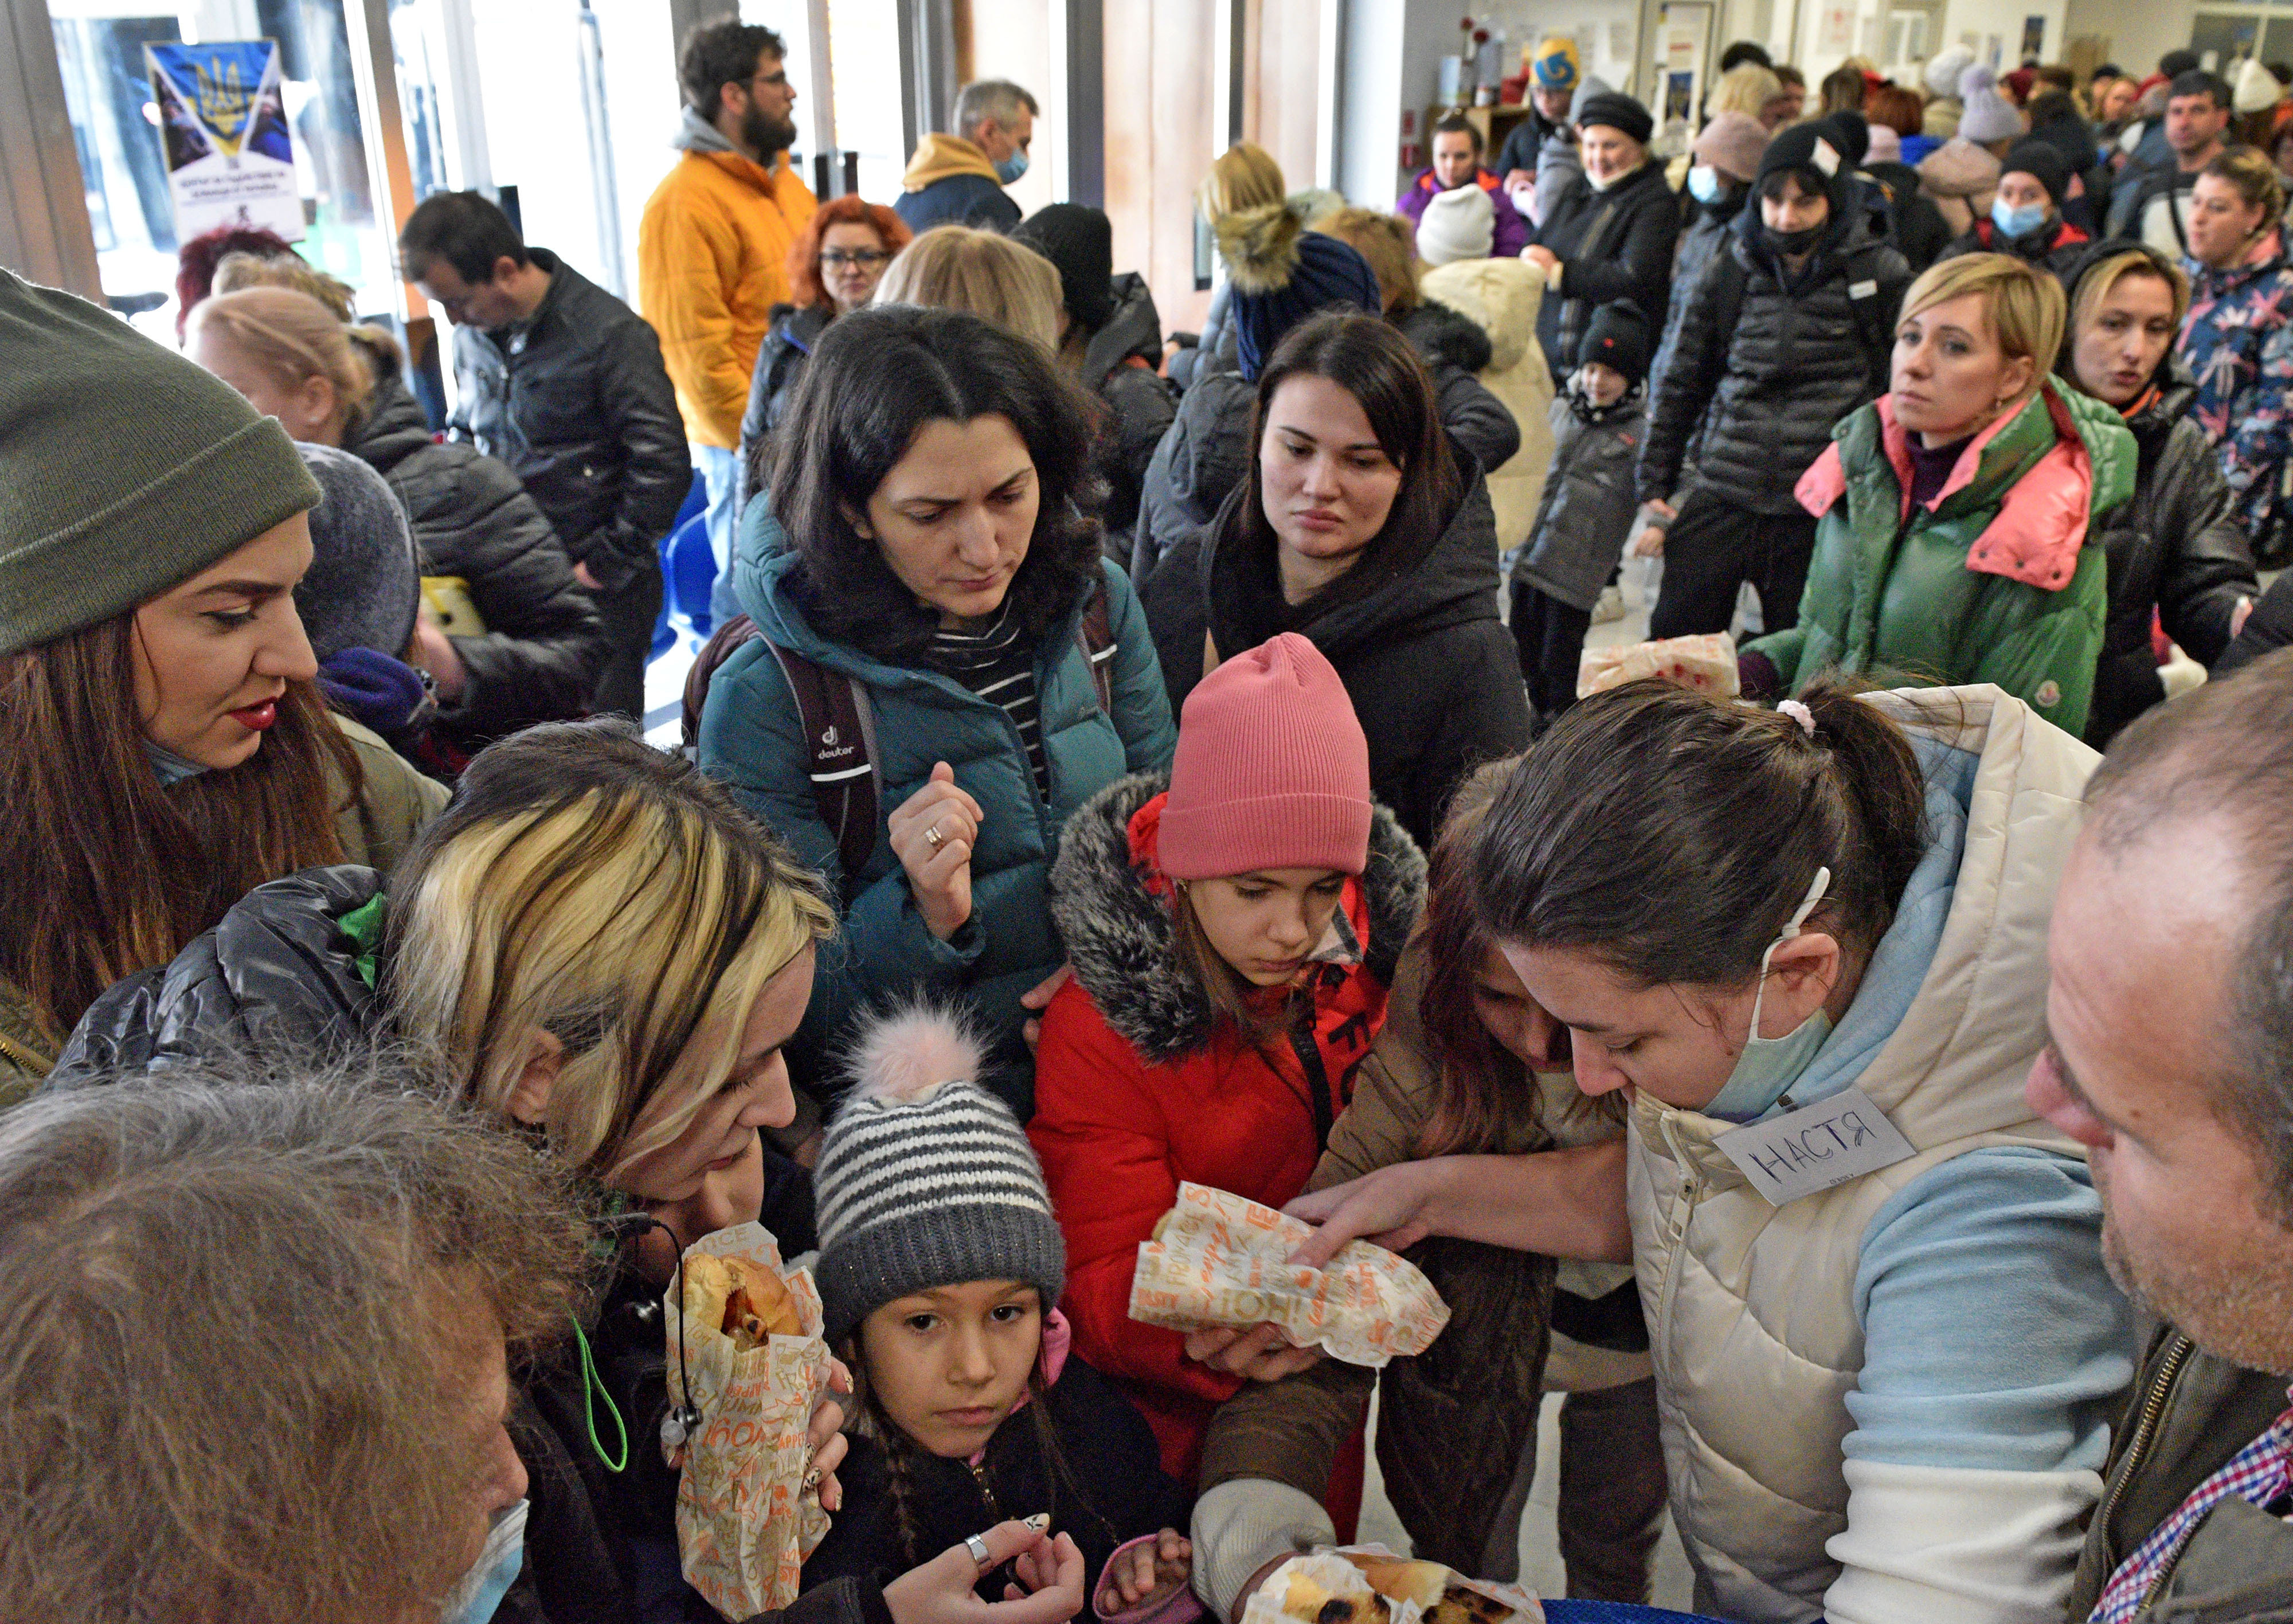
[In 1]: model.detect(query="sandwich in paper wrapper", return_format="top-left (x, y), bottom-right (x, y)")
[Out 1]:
top-left (663, 1222), bottom-right (833, 1619)
top-left (1578, 631), bottom-right (1739, 700)
top-left (1246, 1548), bottom-right (1542, 1624)
top-left (1126, 1183), bottom-right (1447, 1367)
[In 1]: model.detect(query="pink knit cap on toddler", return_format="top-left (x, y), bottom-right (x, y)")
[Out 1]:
top-left (1156, 632), bottom-right (1372, 881)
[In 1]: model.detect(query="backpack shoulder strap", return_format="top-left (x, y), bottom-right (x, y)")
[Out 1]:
top-left (1076, 578), bottom-right (1117, 714)
top-left (1841, 254), bottom-right (1896, 400)
top-left (681, 613), bottom-right (761, 755)
top-left (756, 639), bottom-right (879, 882)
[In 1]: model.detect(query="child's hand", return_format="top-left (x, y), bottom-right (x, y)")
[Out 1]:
top-left (1096, 1529), bottom-right (1192, 1614)
top-left (1182, 1323), bottom-right (1322, 1382)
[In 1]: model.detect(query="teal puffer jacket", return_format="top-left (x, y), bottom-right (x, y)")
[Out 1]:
top-left (698, 507), bottom-right (1177, 1119)
top-left (1750, 376), bottom-right (2135, 738)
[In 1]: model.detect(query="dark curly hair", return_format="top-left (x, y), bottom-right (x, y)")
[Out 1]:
top-left (766, 304), bottom-right (1108, 666)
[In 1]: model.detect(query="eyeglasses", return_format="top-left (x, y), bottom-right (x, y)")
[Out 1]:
top-left (820, 250), bottom-right (891, 269)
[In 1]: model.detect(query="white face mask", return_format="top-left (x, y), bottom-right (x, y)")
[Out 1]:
top-left (1714, 866), bottom-right (1834, 1112)
top-left (440, 1500), bottom-right (528, 1624)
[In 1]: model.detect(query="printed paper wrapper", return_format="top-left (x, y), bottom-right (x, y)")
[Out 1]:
top-left (1240, 1548), bottom-right (1543, 1624)
top-left (1577, 631), bottom-right (1739, 700)
top-left (1126, 1183), bottom-right (1449, 1367)
top-left (663, 1222), bottom-right (833, 1619)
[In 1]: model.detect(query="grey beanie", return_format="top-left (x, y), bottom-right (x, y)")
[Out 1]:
top-left (0, 268), bottom-right (320, 656)
top-left (294, 443), bottom-right (420, 662)
top-left (813, 1007), bottom-right (1066, 1347)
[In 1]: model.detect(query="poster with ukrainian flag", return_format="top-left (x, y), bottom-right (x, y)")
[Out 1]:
top-left (144, 40), bottom-right (304, 242)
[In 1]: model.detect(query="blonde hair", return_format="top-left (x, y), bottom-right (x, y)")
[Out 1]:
top-left (211, 249), bottom-right (357, 322)
top-left (1900, 251), bottom-right (2065, 403)
top-left (1196, 141), bottom-right (1288, 224)
top-left (1312, 206), bottom-right (1422, 312)
top-left (2068, 247), bottom-right (2191, 347)
top-left (383, 722), bottom-right (836, 1181)
top-left (1711, 63), bottom-right (1786, 120)
top-left (184, 285), bottom-right (395, 430)
top-left (873, 228), bottom-right (1063, 353)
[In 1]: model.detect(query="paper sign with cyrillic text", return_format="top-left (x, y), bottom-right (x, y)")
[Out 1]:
top-left (1712, 1085), bottom-right (1917, 1205)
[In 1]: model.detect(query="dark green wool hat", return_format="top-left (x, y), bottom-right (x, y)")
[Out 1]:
top-left (0, 269), bottom-right (323, 656)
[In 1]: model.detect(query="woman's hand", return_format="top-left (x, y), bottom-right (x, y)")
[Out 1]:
top-left (1283, 1161), bottom-right (1445, 1268)
top-left (1095, 1529), bottom-right (1192, 1614)
top-left (1182, 1324), bottom-right (1322, 1382)
top-left (888, 762), bottom-right (983, 940)
top-left (884, 1522), bottom-right (1087, 1624)
top-left (1523, 244), bottom-right (1562, 273)
top-left (409, 615), bottom-right (468, 701)
top-left (806, 1356), bottom-right (853, 1512)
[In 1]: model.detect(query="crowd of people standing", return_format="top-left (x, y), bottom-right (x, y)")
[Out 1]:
top-left (11, 14), bottom-right (2293, 1624)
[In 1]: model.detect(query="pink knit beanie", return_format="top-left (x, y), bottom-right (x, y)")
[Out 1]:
top-left (1157, 633), bottom-right (1371, 881)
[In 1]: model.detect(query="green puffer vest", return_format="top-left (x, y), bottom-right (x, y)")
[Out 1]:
top-left (1750, 377), bottom-right (2135, 738)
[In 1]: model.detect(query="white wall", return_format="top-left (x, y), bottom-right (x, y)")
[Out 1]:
top-left (1786, 0), bottom-right (2066, 88)
top-left (2061, 0), bottom-right (2186, 79)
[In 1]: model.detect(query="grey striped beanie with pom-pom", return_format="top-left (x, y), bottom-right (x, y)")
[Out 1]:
top-left (813, 1006), bottom-right (1066, 1345)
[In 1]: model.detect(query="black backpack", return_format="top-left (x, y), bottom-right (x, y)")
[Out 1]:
top-left (682, 589), bottom-right (1118, 883)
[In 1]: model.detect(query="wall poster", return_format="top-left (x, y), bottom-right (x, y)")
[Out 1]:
top-left (144, 40), bottom-right (304, 242)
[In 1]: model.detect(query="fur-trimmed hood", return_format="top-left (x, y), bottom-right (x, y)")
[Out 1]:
top-left (1048, 771), bottom-right (1426, 1063)
top-left (1214, 202), bottom-right (1307, 294)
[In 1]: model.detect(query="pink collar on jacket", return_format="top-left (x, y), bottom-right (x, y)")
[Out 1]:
top-left (963, 1308), bottom-right (1073, 1467)
top-left (1793, 389), bottom-right (2094, 592)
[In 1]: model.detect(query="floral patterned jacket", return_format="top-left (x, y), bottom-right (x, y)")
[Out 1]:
top-left (2181, 230), bottom-right (2293, 547)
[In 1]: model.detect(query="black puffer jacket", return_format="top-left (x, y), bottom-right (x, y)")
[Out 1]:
top-left (2083, 371), bottom-right (2257, 746)
top-left (1394, 301), bottom-right (1523, 474)
top-left (47, 866), bottom-right (386, 1084)
top-left (346, 366), bottom-right (605, 743)
top-left (1639, 210), bottom-right (1911, 514)
top-left (448, 249), bottom-right (692, 594)
top-left (1941, 214), bottom-right (2094, 287)
top-left (1132, 302), bottom-right (1520, 582)
top-left (1865, 161), bottom-right (1954, 271)
top-left (737, 300), bottom-right (834, 511)
top-left (1650, 189), bottom-right (1744, 424)
top-left (1195, 464), bottom-right (1531, 849)
top-left (1084, 272), bottom-right (1179, 561)
top-left (1528, 159), bottom-right (1679, 380)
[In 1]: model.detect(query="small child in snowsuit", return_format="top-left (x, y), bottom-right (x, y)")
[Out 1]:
top-left (1510, 300), bottom-right (1652, 719)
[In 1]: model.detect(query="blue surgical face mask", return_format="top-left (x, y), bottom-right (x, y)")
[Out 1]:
top-left (441, 1500), bottom-right (528, 1624)
top-left (995, 149), bottom-right (1030, 185)
top-left (1992, 197), bottom-right (2051, 240)
top-left (1711, 866), bottom-right (1834, 1117)
top-left (1688, 164), bottom-right (1725, 204)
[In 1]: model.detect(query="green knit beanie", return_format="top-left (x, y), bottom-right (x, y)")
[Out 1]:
top-left (0, 269), bottom-right (323, 657)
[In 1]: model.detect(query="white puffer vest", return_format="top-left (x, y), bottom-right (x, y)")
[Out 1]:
top-left (1627, 688), bottom-right (2099, 1623)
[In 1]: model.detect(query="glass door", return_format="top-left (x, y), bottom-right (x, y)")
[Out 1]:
top-left (47, 0), bottom-right (399, 338)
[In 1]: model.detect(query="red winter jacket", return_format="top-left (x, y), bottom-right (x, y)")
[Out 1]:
top-left (1028, 775), bottom-right (1426, 1496)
